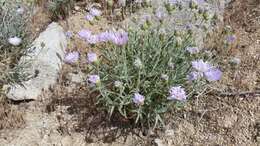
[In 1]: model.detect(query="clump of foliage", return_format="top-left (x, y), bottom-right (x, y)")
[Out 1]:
top-left (97, 30), bottom-right (192, 127)
top-left (62, 0), bottom-right (223, 128)
top-left (46, 0), bottom-right (75, 20)
top-left (0, 1), bottom-right (31, 87)
top-left (80, 28), bottom-right (222, 128)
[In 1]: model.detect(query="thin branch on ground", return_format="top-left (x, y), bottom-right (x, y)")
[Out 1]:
top-left (209, 90), bottom-right (260, 97)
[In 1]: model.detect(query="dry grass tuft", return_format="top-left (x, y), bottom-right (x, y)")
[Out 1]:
top-left (0, 98), bottom-right (25, 130)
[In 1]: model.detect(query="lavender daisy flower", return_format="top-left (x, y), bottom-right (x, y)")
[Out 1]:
top-left (191, 59), bottom-right (212, 72)
top-left (85, 14), bottom-right (94, 21)
top-left (186, 46), bottom-right (200, 54)
top-left (168, 86), bottom-right (187, 101)
top-left (87, 52), bottom-right (98, 63)
top-left (64, 51), bottom-right (80, 64)
top-left (133, 93), bottom-right (145, 105)
top-left (204, 68), bottom-right (222, 81)
top-left (187, 71), bottom-right (203, 81)
top-left (8, 36), bottom-right (22, 46)
top-left (89, 8), bottom-right (102, 17)
top-left (78, 29), bottom-right (92, 40)
top-left (110, 31), bottom-right (128, 46)
top-left (88, 75), bottom-right (100, 84)
top-left (190, 59), bottom-right (223, 82)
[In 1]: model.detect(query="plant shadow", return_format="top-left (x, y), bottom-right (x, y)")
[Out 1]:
top-left (45, 83), bottom-right (146, 144)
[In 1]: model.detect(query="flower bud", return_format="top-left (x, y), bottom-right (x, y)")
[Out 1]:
top-left (8, 36), bottom-right (22, 46)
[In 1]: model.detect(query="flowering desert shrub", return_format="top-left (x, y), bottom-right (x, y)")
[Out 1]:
top-left (81, 28), bottom-right (222, 128)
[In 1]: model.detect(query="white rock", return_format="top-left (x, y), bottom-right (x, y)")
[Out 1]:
top-left (154, 138), bottom-right (165, 146)
top-left (8, 36), bottom-right (22, 46)
top-left (74, 6), bottom-right (80, 11)
top-left (6, 22), bottom-right (67, 101)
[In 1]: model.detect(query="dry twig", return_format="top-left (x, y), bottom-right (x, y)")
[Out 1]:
top-left (209, 90), bottom-right (260, 97)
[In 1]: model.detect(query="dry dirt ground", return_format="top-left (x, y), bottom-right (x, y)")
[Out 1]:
top-left (0, 0), bottom-right (259, 146)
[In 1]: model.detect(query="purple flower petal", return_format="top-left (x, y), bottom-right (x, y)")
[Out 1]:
top-left (110, 30), bottom-right (128, 46)
top-left (78, 29), bottom-right (92, 39)
top-left (97, 31), bottom-right (112, 42)
top-left (133, 93), bottom-right (145, 105)
top-left (85, 14), bottom-right (94, 21)
top-left (88, 75), bottom-right (100, 84)
top-left (87, 52), bottom-right (98, 63)
top-left (168, 86), bottom-right (187, 101)
top-left (204, 68), bottom-right (222, 81)
top-left (191, 59), bottom-right (212, 72)
top-left (187, 71), bottom-right (203, 81)
top-left (64, 51), bottom-right (80, 64)
top-left (89, 8), bottom-right (102, 17)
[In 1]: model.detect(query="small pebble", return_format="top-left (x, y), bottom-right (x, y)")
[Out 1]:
top-left (154, 138), bottom-right (165, 146)
top-left (74, 6), bottom-right (80, 11)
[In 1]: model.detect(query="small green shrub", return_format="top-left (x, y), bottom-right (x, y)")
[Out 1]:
top-left (0, 1), bottom-right (31, 87)
top-left (47, 0), bottom-right (75, 20)
top-left (86, 29), bottom-right (212, 128)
